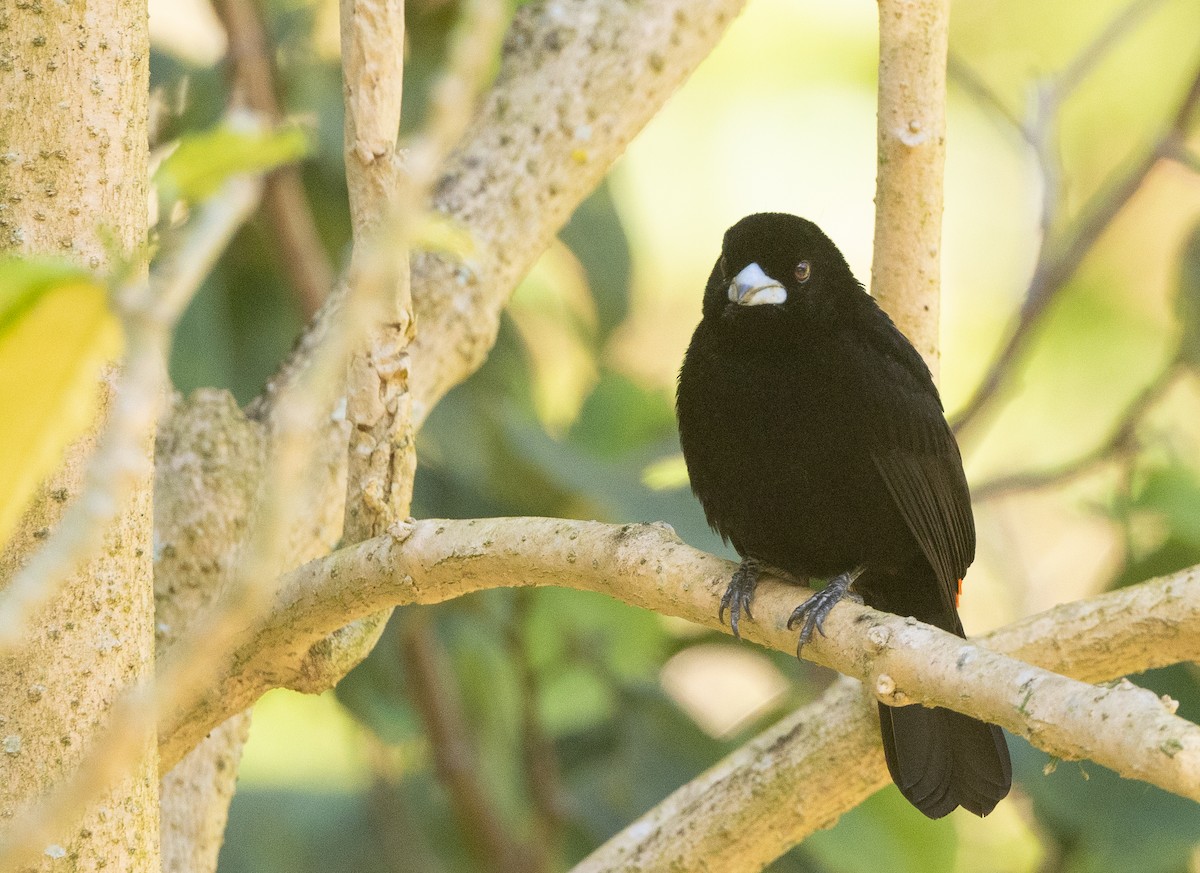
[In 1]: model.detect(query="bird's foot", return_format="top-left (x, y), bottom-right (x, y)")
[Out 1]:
top-left (786, 566), bottom-right (865, 656)
top-left (719, 558), bottom-right (761, 640)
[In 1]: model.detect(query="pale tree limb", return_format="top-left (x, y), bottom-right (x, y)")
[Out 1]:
top-left (154, 389), bottom-right (267, 873)
top-left (0, 177), bottom-right (261, 655)
top-left (870, 0), bottom-right (950, 377)
top-left (253, 0), bottom-right (752, 431)
top-left (0, 178), bottom-right (262, 871)
top-left (577, 560), bottom-right (1200, 873)
top-left (202, 0), bottom-right (752, 707)
top-left (155, 6), bottom-right (503, 867)
top-left (160, 519), bottom-right (1200, 800)
top-left (296, 0), bottom-right (507, 700)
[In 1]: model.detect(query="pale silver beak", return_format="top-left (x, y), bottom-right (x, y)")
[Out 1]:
top-left (728, 262), bottom-right (787, 306)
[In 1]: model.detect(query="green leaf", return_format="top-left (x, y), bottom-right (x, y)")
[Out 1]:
top-left (560, 181), bottom-right (633, 342)
top-left (0, 259), bottom-right (121, 550)
top-left (804, 788), bottom-right (958, 873)
top-left (156, 123), bottom-right (308, 203)
top-left (0, 258), bottom-right (91, 335)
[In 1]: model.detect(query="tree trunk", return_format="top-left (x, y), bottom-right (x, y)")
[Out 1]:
top-left (0, 1), bottom-right (157, 870)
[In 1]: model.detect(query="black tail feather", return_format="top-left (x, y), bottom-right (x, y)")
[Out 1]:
top-left (859, 558), bottom-right (1013, 818)
top-left (879, 702), bottom-right (1011, 818)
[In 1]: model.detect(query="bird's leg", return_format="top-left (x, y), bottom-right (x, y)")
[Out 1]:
top-left (786, 566), bottom-right (865, 656)
top-left (719, 557), bottom-right (761, 640)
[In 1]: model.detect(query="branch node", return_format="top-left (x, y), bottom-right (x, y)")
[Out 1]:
top-left (388, 519), bottom-right (416, 543)
top-left (874, 673), bottom-right (898, 700)
top-left (866, 624), bottom-right (892, 650)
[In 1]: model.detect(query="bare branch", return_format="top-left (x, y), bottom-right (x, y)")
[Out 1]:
top-left (160, 519), bottom-right (1200, 802)
top-left (230, 0), bottom-right (750, 698)
top-left (952, 59), bottom-right (1200, 436)
top-left (253, 0), bottom-right (752, 430)
top-left (579, 556), bottom-right (1200, 873)
top-left (572, 677), bottom-right (884, 873)
top-left (871, 0), bottom-right (950, 375)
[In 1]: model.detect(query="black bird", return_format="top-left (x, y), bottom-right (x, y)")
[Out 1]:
top-left (676, 212), bottom-right (1011, 819)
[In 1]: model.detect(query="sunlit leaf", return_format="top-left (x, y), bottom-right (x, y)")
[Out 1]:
top-left (641, 454), bottom-right (689, 491)
top-left (0, 260), bottom-right (122, 549)
top-left (805, 788), bottom-right (957, 873)
top-left (156, 123), bottom-right (308, 203)
top-left (411, 212), bottom-right (475, 259)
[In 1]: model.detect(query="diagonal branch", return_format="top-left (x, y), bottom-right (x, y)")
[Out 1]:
top-left (951, 60), bottom-right (1200, 436)
top-left (252, 0), bottom-right (752, 430)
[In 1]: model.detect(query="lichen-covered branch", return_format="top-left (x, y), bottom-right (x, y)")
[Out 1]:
top-left (161, 519), bottom-right (1200, 802)
top-left (870, 0), bottom-right (950, 376)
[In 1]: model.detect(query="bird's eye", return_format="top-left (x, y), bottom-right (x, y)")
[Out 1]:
top-left (794, 261), bottom-right (811, 283)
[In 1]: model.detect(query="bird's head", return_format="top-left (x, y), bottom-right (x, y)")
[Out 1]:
top-left (701, 213), bottom-right (862, 327)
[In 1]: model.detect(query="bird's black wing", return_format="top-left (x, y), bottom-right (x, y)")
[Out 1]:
top-left (851, 310), bottom-right (975, 612)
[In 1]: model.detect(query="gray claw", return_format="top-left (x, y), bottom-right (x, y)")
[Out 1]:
top-left (720, 558), bottom-right (760, 641)
top-left (786, 567), bottom-right (864, 657)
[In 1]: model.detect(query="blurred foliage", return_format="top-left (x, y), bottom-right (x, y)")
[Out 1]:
top-left (142, 0), bottom-right (1200, 870)
top-left (0, 261), bottom-right (120, 550)
top-left (156, 123), bottom-right (308, 204)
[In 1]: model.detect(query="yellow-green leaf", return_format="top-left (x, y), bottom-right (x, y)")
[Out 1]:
top-left (0, 263), bottom-right (122, 550)
top-left (411, 212), bottom-right (476, 259)
top-left (156, 124), bottom-right (308, 203)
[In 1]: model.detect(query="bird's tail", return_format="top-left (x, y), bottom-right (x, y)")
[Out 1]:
top-left (858, 561), bottom-right (1012, 818)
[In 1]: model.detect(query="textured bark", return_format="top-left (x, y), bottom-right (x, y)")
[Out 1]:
top-left (229, 0), bottom-right (751, 724)
top-left (153, 391), bottom-right (266, 870)
top-left (870, 0), bottom-right (950, 376)
top-left (162, 519), bottom-right (1200, 800)
top-left (0, 1), bottom-right (156, 869)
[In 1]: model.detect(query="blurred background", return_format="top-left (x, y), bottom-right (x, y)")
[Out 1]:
top-left (149, 0), bottom-right (1200, 869)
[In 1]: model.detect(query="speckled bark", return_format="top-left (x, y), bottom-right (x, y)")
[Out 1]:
top-left (870, 0), bottom-right (950, 377)
top-left (153, 391), bottom-right (265, 871)
top-left (0, 2), bottom-right (156, 869)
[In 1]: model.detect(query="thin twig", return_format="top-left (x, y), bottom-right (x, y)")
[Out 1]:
top-left (400, 612), bottom-right (536, 873)
top-left (212, 0), bottom-right (334, 317)
top-left (972, 363), bottom-right (1181, 501)
top-left (509, 590), bottom-right (566, 870)
top-left (952, 60), bottom-right (1200, 436)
